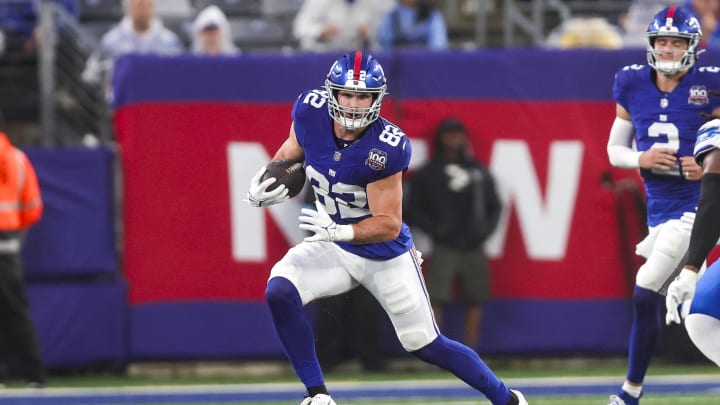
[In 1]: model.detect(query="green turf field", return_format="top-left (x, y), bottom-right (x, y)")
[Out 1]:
top-left (2, 359), bottom-right (718, 404)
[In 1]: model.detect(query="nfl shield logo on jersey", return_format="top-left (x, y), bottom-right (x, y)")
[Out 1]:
top-left (366, 148), bottom-right (387, 171)
top-left (688, 85), bottom-right (709, 105)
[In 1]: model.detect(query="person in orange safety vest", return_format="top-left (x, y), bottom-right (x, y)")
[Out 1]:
top-left (0, 130), bottom-right (45, 387)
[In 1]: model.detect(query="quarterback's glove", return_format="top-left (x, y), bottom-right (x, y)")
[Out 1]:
top-left (298, 201), bottom-right (354, 242)
top-left (245, 166), bottom-right (289, 207)
top-left (665, 268), bottom-right (699, 325)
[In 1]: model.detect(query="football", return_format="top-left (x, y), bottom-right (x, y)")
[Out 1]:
top-left (261, 159), bottom-right (306, 199)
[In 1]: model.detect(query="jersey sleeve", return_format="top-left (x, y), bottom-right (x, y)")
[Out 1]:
top-left (291, 92), bottom-right (307, 147)
top-left (381, 123), bottom-right (412, 175)
top-left (612, 66), bottom-right (633, 111)
top-left (703, 66), bottom-right (720, 111)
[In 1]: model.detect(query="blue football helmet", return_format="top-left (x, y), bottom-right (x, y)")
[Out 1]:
top-left (646, 6), bottom-right (702, 75)
top-left (325, 51), bottom-right (387, 131)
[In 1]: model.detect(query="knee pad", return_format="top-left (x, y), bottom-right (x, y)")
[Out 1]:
top-left (398, 329), bottom-right (434, 352)
top-left (377, 279), bottom-right (418, 315)
top-left (265, 277), bottom-right (301, 310)
top-left (636, 220), bottom-right (690, 291)
top-left (653, 220), bottom-right (690, 258)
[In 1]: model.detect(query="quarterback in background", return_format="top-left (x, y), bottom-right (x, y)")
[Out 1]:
top-left (246, 51), bottom-right (527, 405)
top-left (606, 6), bottom-right (720, 405)
top-left (666, 117), bottom-right (720, 367)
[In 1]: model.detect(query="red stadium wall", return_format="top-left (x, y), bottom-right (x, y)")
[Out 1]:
top-left (113, 51), bottom-right (659, 358)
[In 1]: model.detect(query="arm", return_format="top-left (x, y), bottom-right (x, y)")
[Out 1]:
top-left (299, 172), bottom-right (404, 243)
top-left (292, 0), bottom-right (328, 49)
top-left (685, 150), bottom-right (720, 272)
top-left (246, 123), bottom-right (304, 207)
top-left (272, 123), bottom-right (305, 162)
top-left (607, 104), bottom-right (641, 168)
top-left (18, 152), bottom-right (42, 228)
top-left (353, 171), bottom-right (404, 243)
top-left (607, 104), bottom-right (677, 170)
top-left (428, 11), bottom-right (448, 50)
top-left (666, 148), bottom-right (720, 324)
top-left (483, 171), bottom-right (502, 235)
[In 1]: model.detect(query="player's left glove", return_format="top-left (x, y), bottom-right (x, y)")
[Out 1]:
top-left (245, 166), bottom-right (289, 207)
top-left (299, 201), bottom-right (354, 242)
top-left (665, 268), bottom-right (699, 325)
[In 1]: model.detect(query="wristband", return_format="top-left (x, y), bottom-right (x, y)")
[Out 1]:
top-left (334, 224), bottom-right (354, 242)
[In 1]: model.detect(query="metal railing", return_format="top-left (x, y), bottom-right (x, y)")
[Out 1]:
top-left (38, 0), bottom-right (110, 147)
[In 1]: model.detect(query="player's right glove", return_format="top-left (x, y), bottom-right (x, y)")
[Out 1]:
top-left (665, 268), bottom-right (699, 325)
top-left (298, 201), bottom-right (354, 242)
top-left (245, 166), bottom-right (289, 207)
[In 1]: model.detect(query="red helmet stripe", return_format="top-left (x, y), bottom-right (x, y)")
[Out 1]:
top-left (665, 6), bottom-right (677, 29)
top-left (352, 50), bottom-right (362, 81)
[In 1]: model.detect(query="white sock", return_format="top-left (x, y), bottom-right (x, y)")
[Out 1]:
top-left (622, 382), bottom-right (642, 398)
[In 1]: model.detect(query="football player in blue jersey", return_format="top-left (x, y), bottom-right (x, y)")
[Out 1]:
top-left (246, 51), bottom-right (528, 405)
top-left (606, 6), bottom-right (720, 405)
top-left (666, 118), bottom-right (720, 367)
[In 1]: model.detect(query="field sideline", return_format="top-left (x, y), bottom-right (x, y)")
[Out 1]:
top-left (1, 368), bottom-right (720, 404)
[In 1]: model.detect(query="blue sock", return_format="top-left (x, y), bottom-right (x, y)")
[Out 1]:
top-left (627, 285), bottom-right (663, 383)
top-left (265, 277), bottom-right (324, 389)
top-left (413, 334), bottom-right (510, 405)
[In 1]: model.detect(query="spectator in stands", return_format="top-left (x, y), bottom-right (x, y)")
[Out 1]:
top-left (0, 113), bottom-right (45, 388)
top-left (293, 0), bottom-right (392, 52)
top-left (0, 0), bottom-right (78, 55)
top-left (621, 0), bottom-right (720, 48)
top-left (81, 0), bottom-right (182, 98)
top-left (545, 17), bottom-right (623, 49)
top-left (404, 117), bottom-right (502, 348)
top-left (191, 5), bottom-right (237, 56)
top-left (377, 0), bottom-right (448, 50)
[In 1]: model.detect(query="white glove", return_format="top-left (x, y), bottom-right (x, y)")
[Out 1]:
top-left (665, 268), bottom-right (699, 325)
top-left (298, 201), bottom-right (354, 242)
top-left (245, 166), bottom-right (289, 207)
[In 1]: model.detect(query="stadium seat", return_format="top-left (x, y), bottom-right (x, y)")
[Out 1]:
top-left (77, 0), bottom-right (123, 22)
top-left (229, 16), bottom-right (287, 51)
top-left (194, 0), bottom-right (262, 17)
top-left (155, 0), bottom-right (194, 20)
top-left (262, 0), bottom-right (303, 16)
top-left (81, 20), bottom-right (117, 39)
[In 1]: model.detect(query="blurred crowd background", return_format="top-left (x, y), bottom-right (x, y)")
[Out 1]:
top-left (0, 0), bottom-right (649, 147)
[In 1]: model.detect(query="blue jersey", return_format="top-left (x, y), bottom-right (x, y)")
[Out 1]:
top-left (292, 89), bottom-right (414, 260)
top-left (613, 64), bottom-right (720, 226)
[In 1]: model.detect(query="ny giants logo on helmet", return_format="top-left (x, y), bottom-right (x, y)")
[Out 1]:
top-left (366, 148), bottom-right (387, 171)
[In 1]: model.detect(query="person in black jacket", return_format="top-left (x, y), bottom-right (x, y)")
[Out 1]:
top-left (405, 117), bottom-right (501, 348)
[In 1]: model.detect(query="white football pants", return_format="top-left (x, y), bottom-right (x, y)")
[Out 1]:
top-left (268, 241), bottom-right (438, 351)
top-left (635, 219), bottom-right (692, 292)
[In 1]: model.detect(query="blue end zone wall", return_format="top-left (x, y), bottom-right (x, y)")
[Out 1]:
top-left (20, 148), bottom-right (126, 369)
top-left (129, 299), bottom-right (632, 359)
